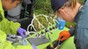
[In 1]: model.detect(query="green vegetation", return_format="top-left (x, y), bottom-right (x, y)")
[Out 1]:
top-left (48, 17), bottom-right (54, 24)
top-left (33, 15), bottom-right (54, 31)
top-left (37, 15), bottom-right (48, 28)
top-left (34, 0), bottom-right (53, 15)
top-left (33, 19), bottom-right (41, 31)
top-left (34, 0), bottom-right (85, 28)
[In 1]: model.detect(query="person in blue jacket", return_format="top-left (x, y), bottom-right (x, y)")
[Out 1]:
top-left (51, 0), bottom-right (88, 49)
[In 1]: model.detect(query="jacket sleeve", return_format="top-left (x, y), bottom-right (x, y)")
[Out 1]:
top-left (69, 27), bottom-right (75, 36)
top-left (0, 17), bottom-right (20, 35)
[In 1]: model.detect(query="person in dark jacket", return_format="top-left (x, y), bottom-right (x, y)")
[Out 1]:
top-left (51, 0), bottom-right (88, 49)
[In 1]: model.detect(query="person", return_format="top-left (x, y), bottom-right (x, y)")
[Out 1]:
top-left (6, 0), bottom-right (35, 30)
top-left (0, 0), bottom-right (36, 49)
top-left (6, 0), bottom-right (34, 22)
top-left (51, 0), bottom-right (88, 49)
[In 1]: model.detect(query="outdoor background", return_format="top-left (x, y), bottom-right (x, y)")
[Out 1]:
top-left (34, 0), bottom-right (84, 28)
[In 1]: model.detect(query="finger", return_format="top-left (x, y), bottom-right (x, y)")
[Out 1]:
top-left (54, 47), bottom-right (58, 49)
top-left (23, 31), bottom-right (27, 38)
top-left (23, 30), bottom-right (26, 35)
top-left (32, 44), bottom-right (37, 49)
top-left (58, 35), bottom-right (64, 40)
top-left (20, 33), bottom-right (25, 38)
top-left (60, 37), bottom-right (67, 41)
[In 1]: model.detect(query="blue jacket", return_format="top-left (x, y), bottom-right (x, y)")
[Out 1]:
top-left (69, 0), bottom-right (88, 49)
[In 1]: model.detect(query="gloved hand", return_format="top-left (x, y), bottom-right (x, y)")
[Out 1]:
top-left (17, 27), bottom-right (27, 38)
top-left (58, 30), bottom-right (71, 41)
top-left (32, 44), bottom-right (37, 49)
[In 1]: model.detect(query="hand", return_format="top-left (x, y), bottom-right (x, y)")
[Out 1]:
top-left (17, 27), bottom-right (27, 38)
top-left (54, 46), bottom-right (58, 49)
top-left (58, 30), bottom-right (71, 41)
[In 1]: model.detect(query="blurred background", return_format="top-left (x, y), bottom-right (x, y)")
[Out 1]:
top-left (34, 0), bottom-right (85, 28)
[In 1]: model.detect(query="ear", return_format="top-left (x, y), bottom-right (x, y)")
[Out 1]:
top-left (59, 9), bottom-right (66, 15)
top-left (59, 9), bottom-right (73, 22)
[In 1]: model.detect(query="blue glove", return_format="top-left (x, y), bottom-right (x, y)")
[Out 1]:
top-left (17, 28), bottom-right (27, 38)
top-left (56, 18), bottom-right (66, 30)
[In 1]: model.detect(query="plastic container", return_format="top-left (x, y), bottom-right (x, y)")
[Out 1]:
top-left (56, 18), bottom-right (66, 30)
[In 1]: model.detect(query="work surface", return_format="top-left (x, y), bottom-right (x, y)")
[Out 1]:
top-left (11, 25), bottom-right (76, 49)
top-left (26, 24), bottom-right (76, 49)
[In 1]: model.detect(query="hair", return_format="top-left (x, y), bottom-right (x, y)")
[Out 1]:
top-left (69, 0), bottom-right (79, 8)
top-left (11, 0), bottom-right (21, 2)
top-left (61, 0), bottom-right (79, 9)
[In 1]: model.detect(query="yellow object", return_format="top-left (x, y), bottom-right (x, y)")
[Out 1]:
top-left (0, 1), bottom-right (33, 49)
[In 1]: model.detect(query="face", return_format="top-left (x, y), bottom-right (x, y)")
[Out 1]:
top-left (56, 2), bottom-right (78, 22)
top-left (56, 7), bottom-right (75, 22)
top-left (2, 0), bottom-right (21, 10)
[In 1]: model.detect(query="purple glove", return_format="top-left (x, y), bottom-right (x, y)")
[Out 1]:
top-left (17, 28), bottom-right (27, 38)
top-left (32, 44), bottom-right (37, 49)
